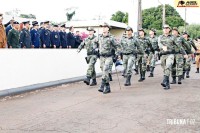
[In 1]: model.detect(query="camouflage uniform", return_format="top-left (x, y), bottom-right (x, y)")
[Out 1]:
top-left (137, 34), bottom-right (153, 82)
top-left (98, 31), bottom-right (121, 94)
top-left (120, 33), bottom-right (143, 86)
top-left (182, 36), bottom-right (197, 78)
top-left (148, 35), bottom-right (159, 77)
top-left (171, 35), bottom-right (186, 84)
top-left (78, 31), bottom-right (98, 86)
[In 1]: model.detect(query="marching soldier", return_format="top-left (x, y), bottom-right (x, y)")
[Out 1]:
top-left (20, 21), bottom-right (32, 48)
top-left (30, 21), bottom-right (40, 48)
top-left (170, 27), bottom-right (187, 84)
top-left (158, 25), bottom-right (188, 90)
top-left (59, 24), bottom-right (67, 48)
top-left (7, 21), bottom-right (20, 48)
top-left (194, 36), bottom-right (200, 73)
top-left (148, 28), bottom-right (159, 77)
top-left (77, 27), bottom-right (99, 86)
top-left (40, 21), bottom-right (51, 48)
top-left (182, 32), bottom-right (197, 78)
top-left (120, 26), bottom-right (143, 86)
top-left (0, 13), bottom-right (7, 48)
top-left (98, 22), bottom-right (121, 94)
top-left (51, 24), bottom-right (61, 48)
top-left (137, 28), bottom-right (153, 82)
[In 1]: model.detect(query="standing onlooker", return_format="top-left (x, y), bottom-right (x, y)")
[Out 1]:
top-left (195, 36), bottom-right (200, 73)
top-left (6, 19), bottom-right (14, 36)
top-left (30, 21), bottom-right (40, 48)
top-left (51, 24), bottom-right (61, 48)
top-left (67, 26), bottom-right (75, 48)
top-left (74, 31), bottom-right (82, 48)
top-left (59, 24), bottom-right (67, 48)
top-left (0, 13), bottom-right (7, 48)
top-left (20, 21), bottom-right (32, 48)
top-left (7, 21), bottom-right (20, 48)
top-left (40, 21), bottom-right (51, 48)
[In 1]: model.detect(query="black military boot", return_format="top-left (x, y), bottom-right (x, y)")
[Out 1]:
top-left (196, 68), bottom-right (199, 73)
top-left (161, 75), bottom-right (167, 87)
top-left (109, 73), bottom-right (113, 81)
top-left (124, 75), bottom-right (131, 86)
top-left (84, 76), bottom-right (91, 85)
top-left (142, 71), bottom-right (146, 80)
top-left (148, 67), bottom-right (154, 77)
top-left (98, 79), bottom-right (106, 92)
top-left (164, 76), bottom-right (170, 90)
top-left (178, 76), bottom-right (182, 84)
top-left (186, 71), bottom-right (190, 78)
top-left (170, 76), bottom-right (176, 84)
top-left (122, 70), bottom-right (126, 77)
top-left (147, 65), bottom-right (150, 72)
top-left (103, 83), bottom-right (111, 94)
top-left (90, 78), bottom-right (97, 86)
top-left (134, 65), bottom-right (139, 75)
top-left (138, 73), bottom-right (143, 82)
top-left (182, 71), bottom-right (185, 80)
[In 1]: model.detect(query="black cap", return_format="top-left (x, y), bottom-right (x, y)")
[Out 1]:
top-left (87, 27), bottom-right (96, 33)
top-left (61, 24), bottom-right (66, 28)
top-left (13, 21), bottom-right (19, 24)
top-left (182, 31), bottom-right (190, 37)
top-left (53, 24), bottom-right (58, 27)
top-left (125, 26), bottom-right (133, 32)
top-left (100, 22), bottom-right (111, 29)
top-left (32, 21), bottom-right (39, 26)
top-left (22, 21), bottom-right (30, 25)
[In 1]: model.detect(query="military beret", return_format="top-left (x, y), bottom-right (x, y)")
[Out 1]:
top-left (87, 27), bottom-right (96, 33)
top-left (61, 24), bottom-right (66, 28)
top-left (100, 22), bottom-right (111, 29)
top-left (13, 21), bottom-right (19, 24)
top-left (32, 21), bottom-right (39, 26)
top-left (163, 24), bottom-right (171, 29)
top-left (125, 26), bottom-right (133, 32)
top-left (22, 21), bottom-right (30, 25)
top-left (182, 31), bottom-right (190, 37)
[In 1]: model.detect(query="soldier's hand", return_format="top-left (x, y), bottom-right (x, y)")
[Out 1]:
top-left (31, 45), bottom-right (34, 48)
top-left (43, 44), bottom-right (46, 48)
top-left (184, 54), bottom-right (188, 59)
top-left (53, 45), bottom-right (56, 48)
top-left (162, 46), bottom-right (167, 51)
top-left (9, 46), bottom-right (12, 48)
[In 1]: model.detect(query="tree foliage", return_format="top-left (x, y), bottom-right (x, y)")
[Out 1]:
top-left (19, 14), bottom-right (36, 19)
top-left (179, 24), bottom-right (200, 39)
top-left (111, 11), bottom-right (128, 24)
top-left (66, 11), bottom-right (76, 21)
top-left (142, 4), bottom-right (185, 30)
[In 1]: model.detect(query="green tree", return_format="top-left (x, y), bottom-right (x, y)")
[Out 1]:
top-left (66, 11), bottom-right (75, 21)
top-left (19, 14), bottom-right (36, 19)
top-left (111, 11), bottom-right (128, 24)
top-left (142, 4), bottom-right (185, 30)
top-left (179, 24), bottom-right (200, 39)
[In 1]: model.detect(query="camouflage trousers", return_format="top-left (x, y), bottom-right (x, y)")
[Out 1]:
top-left (86, 55), bottom-right (97, 79)
top-left (135, 54), bottom-right (147, 73)
top-left (147, 51), bottom-right (159, 67)
top-left (100, 56), bottom-right (113, 83)
top-left (171, 54), bottom-right (184, 77)
top-left (183, 54), bottom-right (192, 71)
top-left (161, 54), bottom-right (174, 76)
top-left (123, 55), bottom-right (136, 76)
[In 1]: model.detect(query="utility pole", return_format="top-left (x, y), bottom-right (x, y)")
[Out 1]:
top-left (184, 7), bottom-right (187, 31)
top-left (158, 0), bottom-right (165, 27)
top-left (138, 0), bottom-right (142, 30)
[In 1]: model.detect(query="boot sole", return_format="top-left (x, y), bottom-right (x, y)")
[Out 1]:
top-left (161, 83), bottom-right (166, 87)
top-left (84, 81), bottom-right (90, 85)
top-left (103, 91), bottom-right (111, 94)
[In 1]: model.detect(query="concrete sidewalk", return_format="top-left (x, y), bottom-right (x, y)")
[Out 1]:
top-left (0, 65), bottom-right (199, 133)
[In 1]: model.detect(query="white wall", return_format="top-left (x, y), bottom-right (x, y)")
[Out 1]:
top-left (0, 49), bottom-right (103, 91)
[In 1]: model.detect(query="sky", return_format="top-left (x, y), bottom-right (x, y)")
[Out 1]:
top-left (0, 0), bottom-right (200, 24)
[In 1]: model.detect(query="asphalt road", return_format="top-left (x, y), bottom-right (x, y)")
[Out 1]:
top-left (0, 65), bottom-right (200, 133)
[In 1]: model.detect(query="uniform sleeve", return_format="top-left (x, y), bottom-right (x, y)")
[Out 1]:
top-left (190, 40), bottom-right (197, 51)
top-left (40, 29), bottom-right (44, 44)
top-left (135, 38), bottom-right (143, 54)
top-left (7, 30), bottom-right (12, 47)
top-left (78, 39), bottom-right (85, 51)
top-left (146, 38), bottom-right (154, 53)
top-left (176, 37), bottom-right (187, 55)
top-left (111, 36), bottom-right (121, 54)
top-left (158, 35), bottom-right (163, 50)
top-left (30, 30), bottom-right (34, 45)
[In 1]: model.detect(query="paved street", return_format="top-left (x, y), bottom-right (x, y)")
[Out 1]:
top-left (0, 65), bottom-right (200, 133)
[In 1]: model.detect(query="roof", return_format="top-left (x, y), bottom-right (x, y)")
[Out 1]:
top-left (66, 20), bottom-right (128, 29)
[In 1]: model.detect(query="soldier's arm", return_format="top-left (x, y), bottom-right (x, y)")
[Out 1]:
top-left (190, 40), bottom-right (197, 51)
top-left (147, 38), bottom-right (154, 53)
top-left (30, 31), bottom-right (34, 45)
top-left (158, 35), bottom-right (164, 50)
top-left (111, 36), bottom-right (122, 55)
top-left (77, 39), bottom-right (86, 52)
top-left (176, 37), bottom-right (187, 55)
top-left (135, 38), bottom-right (143, 54)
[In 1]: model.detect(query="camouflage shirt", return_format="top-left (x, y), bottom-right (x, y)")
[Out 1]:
top-left (120, 36), bottom-right (143, 54)
top-left (78, 35), bottom-right (98, 54)
top-left (98, 33), bottom-right (121, 55)
top-left (137, 36), bottom-right (153, 54)
top-left (172, 35), bottom-right (186, 55)
top-left (184, 38), bottom-right (197, 54)
top-left (148, 36), bottom-right (159, 51)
